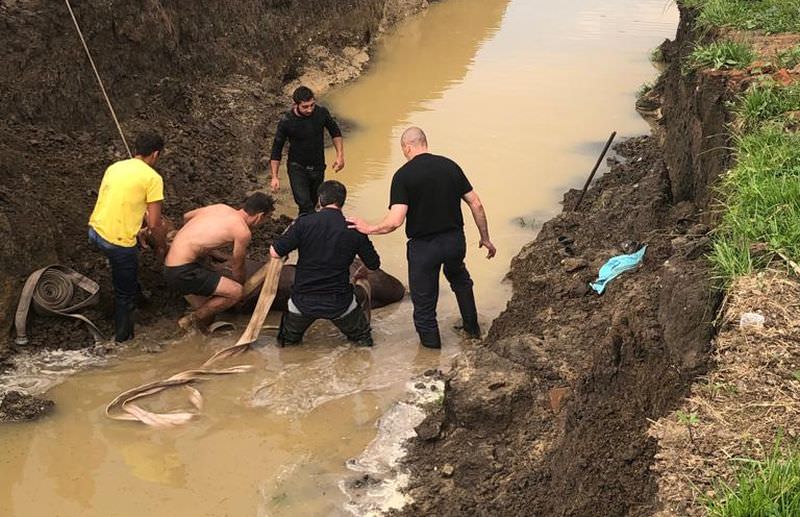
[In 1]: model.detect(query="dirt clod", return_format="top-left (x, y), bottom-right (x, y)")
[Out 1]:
top-left (0, 391), bottom-right (55, 422)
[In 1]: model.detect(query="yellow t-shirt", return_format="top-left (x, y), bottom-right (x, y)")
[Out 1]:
top-left (89, 158), bottom-right (164, 247)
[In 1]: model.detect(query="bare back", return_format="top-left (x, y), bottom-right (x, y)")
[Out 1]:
top-left (165, 204), bottom-right (250, 266)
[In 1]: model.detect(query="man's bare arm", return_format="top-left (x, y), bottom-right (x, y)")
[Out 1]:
top-left (348, 204), bottom-right (407, 235)
top-left (269, 160), bottom-right (281, 192)
top-left (145, 201), bottom-right (167, 260)
top-left (332, 136), bottom-right (344, 172)
top-left (463, 190), bottom-right (496, 259)
top-left (230, 231), bottom-right (251, 285)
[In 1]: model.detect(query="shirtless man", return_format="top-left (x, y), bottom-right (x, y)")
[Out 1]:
top-left (163, 192), bottom-right (275, 331)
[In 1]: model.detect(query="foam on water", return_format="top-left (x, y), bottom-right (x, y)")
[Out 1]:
top-left (0, 348), bottom-right (106, 395)
top-left (340, 376), bottom-right (445, 516)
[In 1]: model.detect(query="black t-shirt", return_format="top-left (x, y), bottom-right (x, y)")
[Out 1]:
top-left (389, 153), bottom-right (473, 239)
top-left (269, 106), bottom-right (342, 168)
top-left (272, 208), bottom-right (380, 318)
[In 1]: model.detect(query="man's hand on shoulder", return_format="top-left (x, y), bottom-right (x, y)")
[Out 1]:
top-left (480, 238), bottom-right (497, 259)
top-left (346, 216), bottom-right (372, 235)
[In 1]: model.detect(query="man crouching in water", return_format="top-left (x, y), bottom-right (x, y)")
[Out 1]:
top-left (164, 192), bottom-right (275, 332)
top-left (270, 180), bottom-right (379, 346)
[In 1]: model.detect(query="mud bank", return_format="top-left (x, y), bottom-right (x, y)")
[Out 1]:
top-left (0, 0), bottom-right (428, 349)
top-left (0, 0), bottom-right (430, 418)
top-left (395, 5), bottom-right (738, 516)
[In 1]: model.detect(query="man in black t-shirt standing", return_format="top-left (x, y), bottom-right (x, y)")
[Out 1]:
top-left (349, 127), bottom-right (496, 349)
top-left (270, 180), bottom-right (379, 346)
top-left (269, 85), bottom-right (344, 215)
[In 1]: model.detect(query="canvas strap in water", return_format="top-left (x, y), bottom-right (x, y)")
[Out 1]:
top-left (105, 258), bottom-right (284, 427)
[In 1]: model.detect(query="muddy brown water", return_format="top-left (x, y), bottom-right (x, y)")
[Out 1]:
top-left (0, 0), bottom-right (677, 515)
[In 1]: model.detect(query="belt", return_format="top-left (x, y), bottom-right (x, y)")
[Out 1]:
top-left (289, 162), bottom-right (325, 172)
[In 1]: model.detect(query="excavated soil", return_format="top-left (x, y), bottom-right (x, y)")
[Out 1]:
top-left (0, 0), bottom-right (427, 419)
top-left (396, 136), bottom-right (722, 517)
top-left (393, 6), bottom-right (760, 515)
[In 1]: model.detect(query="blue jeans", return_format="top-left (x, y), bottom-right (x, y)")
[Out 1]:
top-left (88, 227), bottom-right (139, 342)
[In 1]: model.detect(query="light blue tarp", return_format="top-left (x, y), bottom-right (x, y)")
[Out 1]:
top-left (589, 245), bottom-right (647, 294)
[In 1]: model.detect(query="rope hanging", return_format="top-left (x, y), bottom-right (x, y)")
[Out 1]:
top-left (64, 0), bottom-right (132, 158)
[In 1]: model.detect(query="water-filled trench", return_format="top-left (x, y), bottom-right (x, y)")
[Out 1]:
top-left (0, 1), bottom-right (677, 515)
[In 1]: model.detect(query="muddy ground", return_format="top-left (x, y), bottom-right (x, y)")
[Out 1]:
top-left (0, 0), bottom-right (428, 419)
top-left (396, 135), bottom-right (721, 517)
top-left (394, 5), bottom-right (740, 516)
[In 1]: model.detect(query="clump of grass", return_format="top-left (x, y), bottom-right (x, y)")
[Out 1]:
top-left (775, 45), bottom-right (800, 69)
top-left (650, 46), bottom-right (665, 64)
top-left (733, 79), bottom-right (800, 131)
top-left (704, 444), bottom-right (800, 517)
top-left (682, 0), bottom-right (800, 34)
top-left (710, 124), bottom-right (800, 281)
top-left (637, 81), bottom-right (654, 99)
top-left (687, 41), bottom-right (755, 72)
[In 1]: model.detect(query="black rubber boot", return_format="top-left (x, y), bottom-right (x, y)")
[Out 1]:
top-left (419, 330), bottom-right (441, 349)
top-left (332, 305), bottom-right (373, 347)
top-left (453, 288), bottom-right (480, 338)
top-left (277, 311), bottom-right (315, 346)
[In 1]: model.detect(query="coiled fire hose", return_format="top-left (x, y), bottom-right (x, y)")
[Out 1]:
top-left (14, 265), bottom-right (105, 345)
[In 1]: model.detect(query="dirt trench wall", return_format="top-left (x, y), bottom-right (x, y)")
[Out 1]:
top-left (660, 6), bottom-right (734, 208)
top-left (397, 5), bottom-right (734, 516)
top-left (0, 0), bottom-right (427, 343)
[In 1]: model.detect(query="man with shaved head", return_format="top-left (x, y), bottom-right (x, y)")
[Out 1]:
top-left (349, 127), bottom-right (496, 349)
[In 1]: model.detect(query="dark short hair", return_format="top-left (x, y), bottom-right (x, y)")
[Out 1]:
top-left (133, 132), bottom-right (165, 156)
top-left (292, 86), bottom-right (315, 104)
top-left (317, 180), bottom-right (346, 208)
top-left (243, 192), bottom-right (275, 215)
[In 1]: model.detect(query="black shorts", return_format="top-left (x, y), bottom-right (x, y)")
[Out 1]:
top-left (163, 263), bottom-right (222, 297)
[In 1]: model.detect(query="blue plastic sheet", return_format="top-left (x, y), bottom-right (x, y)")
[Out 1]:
top-left (589, 245), bottom-right (647, 294)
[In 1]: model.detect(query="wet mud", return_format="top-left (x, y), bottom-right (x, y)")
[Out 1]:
top-left (395, 136), bottom-right (720, 516)
top-left (0, 0), bottom-right (427, 420)
top-left (394, 4), bottom-right (738, 515)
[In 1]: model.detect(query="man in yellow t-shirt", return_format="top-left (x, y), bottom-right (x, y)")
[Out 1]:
top-left (88, 132), bottom-right (167, 342)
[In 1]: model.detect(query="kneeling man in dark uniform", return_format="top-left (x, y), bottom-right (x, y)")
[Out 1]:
top-left (270, 180), bottom-right (380, 346)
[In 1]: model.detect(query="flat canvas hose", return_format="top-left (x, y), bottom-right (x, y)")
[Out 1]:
top-left (14, 265), bottom-right (105, 345)
top-left (105, 258), bottom-right (284, 427)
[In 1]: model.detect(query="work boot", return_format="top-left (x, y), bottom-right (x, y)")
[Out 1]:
top-left (453, 288), bottom-right (480, 338)
top-left (419, 330), bottom-right (441, 349)
top-left (332, 305), bottom-right (373, 346)
top-left (354, 336), bottom-right (374, 347)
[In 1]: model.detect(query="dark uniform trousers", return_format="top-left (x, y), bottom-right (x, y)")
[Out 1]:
top-left (407, 228), bottom-right (479, 347)
top-left (277, 290), bottom-right (373, 347)
top-left (287, 162), bottom-right (325, 215)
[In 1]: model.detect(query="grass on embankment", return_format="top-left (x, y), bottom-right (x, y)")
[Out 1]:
top-left (709, 81), bottom-right (800, 281)
top-left (704, 445), bottom-right (800, 517)
top-left (686, 40), bottom-right (755, 71)
top-left (681, 0), bottom-right (800, 34)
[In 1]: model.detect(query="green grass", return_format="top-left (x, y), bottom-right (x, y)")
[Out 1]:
top-left (733, 79), bottom-right (800, 131)
top-left (650, 46), bottom-right (665, 64)
top-left (776, 45), bottom-right (800, 69)
top-left (710, 124), bottom-right (800, 280)
top-left (704, 445), bottom-right (800, 517)
top-left (637, 81), bottom-right (654, 99)
top-left (687, 41), bottom-right (755, 71)
top-left (682, 0), bottom-right (800, 34)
